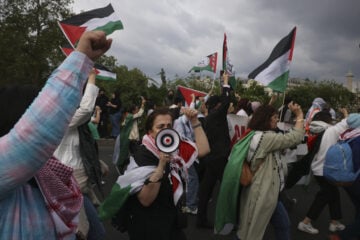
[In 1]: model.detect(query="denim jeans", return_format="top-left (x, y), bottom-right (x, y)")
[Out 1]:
top-left (109, 111), bottom-right (122, 138)
top-left (186, 164), bottom-right (199, 210)
top-left (83, 195), bottom-right (106, 240)
top-left (270, 201), bottom-right (291, 240)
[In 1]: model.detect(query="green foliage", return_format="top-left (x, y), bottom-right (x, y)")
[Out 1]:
top-left (239, 81), bottom-right (269, 104)
top-left (97, 65), bottom-right (149, 109)
top-left (287, 80), bottom-right (356, 112)
top-left (0, 0), bottom-right (74, 86)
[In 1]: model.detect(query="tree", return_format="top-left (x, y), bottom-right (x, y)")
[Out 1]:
top-left (0, 0), bottom-right (73, 86)
top-left (287, 80), bottom-right (356, 113)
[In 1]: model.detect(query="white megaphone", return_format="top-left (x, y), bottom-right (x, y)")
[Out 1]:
top-left (155, 128), bottom-right (180, 153)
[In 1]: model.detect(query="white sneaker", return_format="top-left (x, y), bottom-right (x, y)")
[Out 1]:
top-left (329, 222), bottom-right (346, 232)
top-left (182, 206), bottom-right (198, 215)
top-left (297, 222), bottom-right (319, 234)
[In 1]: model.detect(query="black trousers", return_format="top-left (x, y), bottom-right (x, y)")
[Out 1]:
top-left (197, 159), bottom-right (226, 222)
top-left (307, 175), bottom-right (342, 220)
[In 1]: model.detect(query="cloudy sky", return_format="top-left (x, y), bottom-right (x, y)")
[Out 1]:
top-left (72, 0), bottom-right (360, 86)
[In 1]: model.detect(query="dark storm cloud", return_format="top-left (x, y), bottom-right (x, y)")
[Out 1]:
top-left (73, 0), bottom-right (360, 84)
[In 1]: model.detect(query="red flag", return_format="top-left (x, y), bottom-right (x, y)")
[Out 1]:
top-left (177, 86), bottom-right (206, 106)
top-left (208, 52), bottom-right (218, 73)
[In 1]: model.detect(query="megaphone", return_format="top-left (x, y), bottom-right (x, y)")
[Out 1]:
top-left (155, 128), bottom-right (180, 153)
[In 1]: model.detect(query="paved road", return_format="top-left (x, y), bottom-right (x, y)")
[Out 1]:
top-left (97, 140), bottom-right (355, 240)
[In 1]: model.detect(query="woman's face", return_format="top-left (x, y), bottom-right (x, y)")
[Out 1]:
top-left (270, 113), bottom-right (279, 129)
top-left (149, 114), bottom-right (172, 139)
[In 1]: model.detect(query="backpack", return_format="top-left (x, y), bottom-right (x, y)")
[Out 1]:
top-left (323, 138), bottom-right (360, 185)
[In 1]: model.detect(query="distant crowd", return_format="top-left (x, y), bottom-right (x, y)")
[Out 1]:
top-left (1, 30), bottom-right (359, 240)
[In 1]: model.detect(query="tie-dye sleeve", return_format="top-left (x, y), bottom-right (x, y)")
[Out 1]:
top-left (0, 51), bottom-right (93, 197)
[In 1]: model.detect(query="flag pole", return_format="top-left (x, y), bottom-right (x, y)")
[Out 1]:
top-left (278, 91), bottom-right (287, 122)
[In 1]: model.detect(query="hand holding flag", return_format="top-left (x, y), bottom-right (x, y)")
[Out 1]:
top-left (76, 31), bottom-right (112, 61)
top-left (61, 41), bottom-right (117, 81)
top-left (222, 33), bottom-right (236, 88)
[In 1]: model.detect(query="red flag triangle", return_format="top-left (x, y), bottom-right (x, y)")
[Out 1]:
top-left (59, 23), bottom-right (87, 46)
top-left (178, 86), bottom-right (206, 106)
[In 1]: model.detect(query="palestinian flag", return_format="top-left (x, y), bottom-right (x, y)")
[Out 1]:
top-left (177, 85), bottom-right (207, 106)
top-left (215, 130), bottom-right (255, 235)
top-left (60, 44), bottom-right (74, 56)
top-left (248, 27), bottom-right (297, 93)
top-left (93, 64), bottom-right (116, 81)
top-left (60, 44), bottom-right (117, 81)
top-left (98, 158), bottom-right (155, 220)
top-left (99, 134), bottom-right (198, 220)
top-left (58, 4), bottom-right (123, 47)
top-left (189, 52), bottom-right (218, 73)
top-left (222, 33), bottom-right (236, 89)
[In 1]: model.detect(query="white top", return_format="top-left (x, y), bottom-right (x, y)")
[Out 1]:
top-left (53, 83), bottom-right (99, 169)
top-left (236, 109), bottom-right (248, 117)
top-left (311, 118), bottom-right (348, 176)
top-left (129, 107), bottom-right (145, 141)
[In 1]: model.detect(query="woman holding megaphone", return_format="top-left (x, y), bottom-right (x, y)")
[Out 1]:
top-left (99, 107), bottom-right (210, 240)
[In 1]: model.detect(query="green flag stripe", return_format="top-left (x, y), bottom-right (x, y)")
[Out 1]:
top-left (96, 75), bottom-right (116, 81)
top-left (93, 21), bottom-right (124, 35)
top-left (189, 65), bottom-right (213, 73)
top-left (215, 131), bottom-right (255, 234)
top-left (98, 184), bottom-right (131, 220)
top-left (267, 70), bottom-right (289, 92)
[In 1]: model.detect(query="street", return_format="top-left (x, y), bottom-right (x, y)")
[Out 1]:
top-left (97, 140), bottom-right (355, 240)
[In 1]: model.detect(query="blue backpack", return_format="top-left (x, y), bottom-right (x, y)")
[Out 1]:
top-left (324, 138), bottom-right (360, 185)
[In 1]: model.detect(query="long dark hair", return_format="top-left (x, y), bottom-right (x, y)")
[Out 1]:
top-left (248, 105), bottom-right (278, 131)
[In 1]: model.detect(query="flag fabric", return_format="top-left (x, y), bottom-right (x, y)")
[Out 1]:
top-left (99, 134), bottom-right (197, 220)
top-left (94, 63), bottom-right (117, 81)
top-left (226, 114), bottom-right (249, 148)
top-left (248, 27), bottom-right (297, 92)
top-left (189, 52), bottom-right (218, 73)
top-left (177, 85), bottom-right (207, 106)
top-left (98, 157), bottom-right (155, 220)
top-left (59, 44), bottom-right (117, 81)
top-left (60, 44), bottom-right (74, 56)
top-left (222, 33), bottom-right (236, 89)
top-left (214, 130), bottom-right (255, 235)
top-left (114, 113), bottom-right (134, 170)
top-left (58, 4), bottom-right (123, 46)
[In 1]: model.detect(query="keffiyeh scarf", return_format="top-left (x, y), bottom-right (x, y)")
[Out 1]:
top-left (35, 157), bottom-right (83, 240)
top-left (142, 134), bottom-right (197, 205)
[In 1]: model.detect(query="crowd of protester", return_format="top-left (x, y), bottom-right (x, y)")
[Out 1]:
top-left (1, 30), bottom-right (359, 240)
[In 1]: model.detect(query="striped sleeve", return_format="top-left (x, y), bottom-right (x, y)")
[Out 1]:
top-left (0, 51), bottom-right (93, 197)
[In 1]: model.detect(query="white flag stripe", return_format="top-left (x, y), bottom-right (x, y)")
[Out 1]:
top-left (253, 50), bottom-right (290, 85)
top-left (97, 69), bottom-right (116, 79)
top-left (81, 12), bottom-right (119, 30)
top-left (116, 166), bottom-right (155, 194)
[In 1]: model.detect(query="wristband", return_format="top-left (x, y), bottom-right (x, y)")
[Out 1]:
top-left (192, 123), bottom-right (202, 129)
top-left (295, 119), bottom-right (304, 122)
